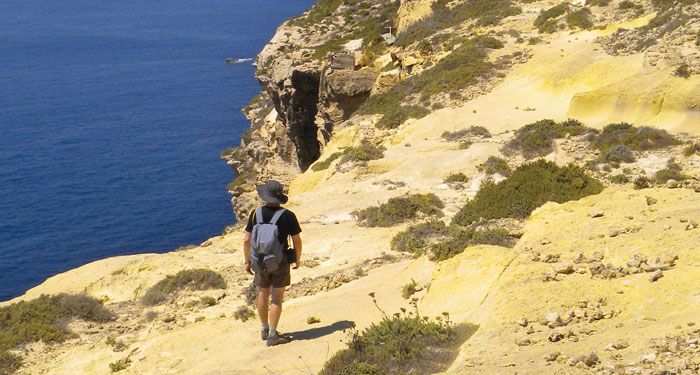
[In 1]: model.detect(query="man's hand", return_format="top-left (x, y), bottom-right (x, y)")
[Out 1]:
top-left (245, 262), bottom-right (253, 275)
top-left (293, 260), bottom-right (300, 269)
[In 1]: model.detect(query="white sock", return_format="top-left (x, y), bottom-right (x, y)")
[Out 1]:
top-left (269, 327), bottom-right (277, 337)
top-left (261, 323), bottom-right (269, 331)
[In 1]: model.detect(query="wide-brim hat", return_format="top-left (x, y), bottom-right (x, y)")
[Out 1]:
top-left (255, 180), bottom-right (288, 204)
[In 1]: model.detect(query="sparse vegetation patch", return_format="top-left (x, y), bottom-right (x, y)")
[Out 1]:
top-left (589, 123), bottom-right (680, 154)
top-left (376, 105), bottom-right (430, 129)
top-left (655, 164), bottom-right (688, 183)
top-left (339, 141), bottom-right (386, 164)
top-left (320, 301), bottom-right (477, 375)
top-left (141, 269), bottom-right (226, 306)
top-left (684, 143), bottom-right (700, 156)
top-left (444, 172), bottom-right (469, 183)
top-left (503, 119), bottom-right (592, 158)
top-left (453, 160), bottom-right (604, 225)
top-left (441, 126), bottom-right (491, 141)
top-left (311, 152), bottom-right (343, 171)
top-left (0, 294), bottom-right (114, 372)
top-left (478, 156), bottom-right (512, 176)
top-left (395, 0), bottom-right (520, 47)
top-left (566, 8), bottom-right (594, 29)
top-left (391, 220), bottom-right (516, 261)
top-left (353, 194), bottom-right (444, 227)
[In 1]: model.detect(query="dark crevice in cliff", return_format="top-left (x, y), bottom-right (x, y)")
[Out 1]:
top-left (270, 69), bottom-right (322, 171)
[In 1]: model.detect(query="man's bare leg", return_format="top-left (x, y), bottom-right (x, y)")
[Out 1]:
top-left (256, 287), bottom-right (270, 325)
top-left (269, 287), bottom-right (285, 331)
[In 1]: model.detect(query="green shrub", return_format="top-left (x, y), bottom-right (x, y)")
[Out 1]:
top-left (394, 0), bottom-right (520, 47)
top-left (109, 359), bottom-right (130, 372)
top-left (655, 167), bottom-right (688, 183)
top-left (141, 269), bottom-right (226, 306)
top-left (539, 19), bottom-right (559, 33)
top-left (441, 126), bottom-right (490, 141)
top-left (391, 220), bottom-right (515, 260)
top-left (478, 156), bottom-right (512, 176)
top-left (589, 123), bottom-right (680, 153)
top-left (619, 1), bottom-right (640, 9)
top-left (504, 119), bottom-right (592, 158)
top-left (472, 35), bottom-right (505, 49)
top-left (391, 220), bottom-right (451, 254)
top-left (586, 0), bottom-right (610, 6)
top-left (402, 279), bottom-right (419, 299)
top-left (635, 38), bottom-right (658, 51)
top-left (311, 152), bottom-right (343, 171)
top-left (453, 160), bottom-right (604, 225)
top-left (0, 294), bottom-right (114, 372)
top-left (431, 227), bottom-right (515, 261)
top-left (339, 141), bottom-right (386, 164)
top-left (320, 308), bottom-right (476, 375)
top-left (226, 169), bottom-right (256, 193)
top-left (287, 0), bottom-right (343, 27)
top-left (233, 306), bottom-right (255, 322)
top-left (684, 143), bottom-right (700, 156)
top-left (674, 64), bottom-right (691, 78)
top-left (376, 105), bottom-right (430, 129)
top-left (566, 8), bottom-right (593, 29)
top-left (601, 144), bottom-right (636, 163)
top-left (353, 194), bottom-right (444, 227)
top-left (458, 141), bottom-right (473, 149)
top-left (634, 176), bottom-right (651, 189)
top-left (200, 296), bottom-right (217, 307)
top-left (359, 37), bottom-right (495, 110)
top-left (304, 0), bottom-right (400, 61)
top-left (444, 172), bottom-right (469, 183)
top-left (412, 40), bottom-right (494, 101)
top-left (0, 351), bottom-right (22, 374)
top-left (651, 0), bottom-right (699, 11)
top-left (610, 174), bottom-right (630, 184)
top-left (534, 3), bottom-right (569, 27)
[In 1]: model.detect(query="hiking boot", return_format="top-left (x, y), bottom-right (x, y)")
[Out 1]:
top-left (266, 333), bottom-right (291, 346)
top-left (261, 328), bottom-right (269, 341)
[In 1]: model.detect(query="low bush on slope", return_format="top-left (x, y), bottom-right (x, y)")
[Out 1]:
top-left (453, 160), bottom-right (604, 225)
top-left (358, 37), bottom-right (500, 122)
top-left (310, 141), bottom-right (386, 171)
top-left (0, 294), bottom-right (115, 373)
top-left (503, 119), bottom-right (593, 158)
top-left (588, 123), bottom-right (680, 154)
top-left (478, 156), bottom-right (512, 176)
top-left (391, 220), bottom-right (515, 261)
top-left (353, 194), bottom-right (444, 227)
top-left (141, 269), bottom-right (226, 306)
top-left (320, 300), bottom-right (477, 375)
top-left (395, 0), bottom-right (520, 47)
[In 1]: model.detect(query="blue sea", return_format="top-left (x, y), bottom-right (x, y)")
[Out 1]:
top-left (0, 0), bottom-right (313, 301)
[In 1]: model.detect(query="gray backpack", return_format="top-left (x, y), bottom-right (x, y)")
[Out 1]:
top-left (250, 207), bottom-right (286, 273)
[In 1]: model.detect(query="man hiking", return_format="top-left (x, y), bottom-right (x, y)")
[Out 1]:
top-left (243, 180), bottom-right (302, 346)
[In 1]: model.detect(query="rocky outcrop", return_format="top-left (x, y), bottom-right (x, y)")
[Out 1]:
top-left (316, 68), bottom-right (378, 137)
top-left (396, 0), bottom-right (435, 34)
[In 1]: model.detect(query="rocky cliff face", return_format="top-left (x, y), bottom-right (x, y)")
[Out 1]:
top-left (222, 0), bottom-right (403, 220)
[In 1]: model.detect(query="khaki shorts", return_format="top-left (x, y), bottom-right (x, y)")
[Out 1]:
top-left (254, 264), bottom-right (291, 288)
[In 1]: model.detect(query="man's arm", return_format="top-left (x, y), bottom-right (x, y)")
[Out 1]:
top-left (291, 234), bottom-right (302, 269)
top-left (243, 231), bottom-right (252, 275)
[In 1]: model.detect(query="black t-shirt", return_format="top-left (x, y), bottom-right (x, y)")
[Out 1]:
top-left (244, 205), bottom-right (302, 248)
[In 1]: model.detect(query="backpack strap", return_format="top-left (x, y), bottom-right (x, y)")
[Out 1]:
top-left (255, 207), bottom-right (264, 225)
top-left (270, 208), bottom-right (286, 225)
